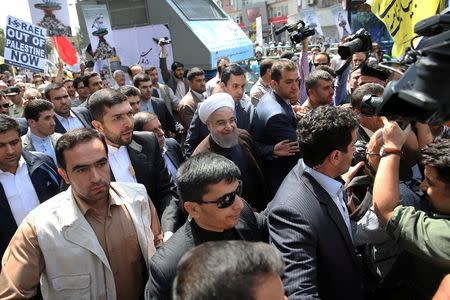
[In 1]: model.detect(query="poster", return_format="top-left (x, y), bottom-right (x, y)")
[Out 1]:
top-left (256, 16), bottom-right (263, 46)
top-left (331, 5), bottom-right (352, 40)
top-left (81, 4), bottom-right (115, 61)
top-left (4, 16), bottom-right (47, 72)
top-left (112, 24), bottom-right (174, 82)
top-left (299, 9), bottom-right (323, 36)
top-left (28, 0), bottom-right (71, 36)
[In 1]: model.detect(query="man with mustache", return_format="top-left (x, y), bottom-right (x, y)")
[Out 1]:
top-left (0, 115), bottom-right (60, 263)
top-left (21, 100), bottom-right (61, 164)
top-left (89, 89), bottom-right (180, 236)
top-left (0, 128), bottom-right (161, 299)
top-left (44, 83), bottom-right (92, 134)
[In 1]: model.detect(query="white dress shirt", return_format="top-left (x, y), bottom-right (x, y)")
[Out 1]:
top-left (55, 110), bottom-right (84, 132)
top-left (175, 79), bottom-right (186, 99)
top-left (107, 145), bottom-right (137, 183)
top-left (0, 156), bottom-right (40, 225)
top-left (304, 163), bottom-right (353, 240)
top-left (29, 132), bottom-right (57, 164)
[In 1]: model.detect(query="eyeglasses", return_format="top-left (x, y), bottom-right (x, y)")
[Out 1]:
top-left (1, 104), bottom-right (9, 109)
top-left (197, 180), bottom-right (242, 208)
top-left (313, 62), bottom-right (329, 67)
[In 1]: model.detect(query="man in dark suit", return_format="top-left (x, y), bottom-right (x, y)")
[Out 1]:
top-left (268, 106), bottom-right (361, 300)
top-left (44, 82), bottom-right (92, 134)
top-left (0, 116), bottom-right (60, 261)
top-left (133, 73), bottom-right (177, 136)
top-left (89, 89), bottom-right (181, 236)
top-left (134, 111), bottom-right (185, 181)
top-left (252, 59), bottom-right (301, 201)
top-left (145, 153), bottom-right (268, 300)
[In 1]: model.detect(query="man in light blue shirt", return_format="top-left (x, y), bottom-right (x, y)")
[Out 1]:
top-left (22, 100), bottom-right (61, 164)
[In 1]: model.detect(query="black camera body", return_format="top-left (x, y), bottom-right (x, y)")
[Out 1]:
top-left (338, 28), bottom-right (372, 59)
top-left (274, 20), bottom-right (315, 44)
top-left (361, 13), bottom-right (450, 125)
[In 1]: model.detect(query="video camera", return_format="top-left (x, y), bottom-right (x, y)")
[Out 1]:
top-left (274, 20), bottom-right (315, 44)
top-left (338, 28), bottom-right (372, 59)
top-left (360, 12), bottom-right (450, 125)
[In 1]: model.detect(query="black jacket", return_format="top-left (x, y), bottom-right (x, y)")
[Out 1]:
top-left (164, 138), bottom-right (185, 169)
top-left (145, 200), bottom-right (268, 300)
top-left (117, 132), bottom-right (180, 232)
top-left (0, 150), bottom-right (61, 260)
top-left (54, 107), bottom-right (92, 134)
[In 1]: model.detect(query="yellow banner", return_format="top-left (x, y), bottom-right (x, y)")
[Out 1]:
top-left (368, 0), bottom-right (446, 58)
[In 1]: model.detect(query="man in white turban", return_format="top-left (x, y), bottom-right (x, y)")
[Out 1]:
top-left (193, 93), bottom-right (266, 211)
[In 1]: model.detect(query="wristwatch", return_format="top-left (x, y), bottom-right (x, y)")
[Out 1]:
top-left (379, 145), bottom-right (402, 157)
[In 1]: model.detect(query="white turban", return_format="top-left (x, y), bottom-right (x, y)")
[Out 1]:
top-left (199, 93), bottom-right (235, 124)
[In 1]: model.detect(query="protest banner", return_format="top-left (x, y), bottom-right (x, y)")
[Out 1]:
top-left (28, 0), bottom-right (72, 36)
top-left (299, 9), bottom-right (323, 36)
top-left (4, 16), bottom-right (47, 72)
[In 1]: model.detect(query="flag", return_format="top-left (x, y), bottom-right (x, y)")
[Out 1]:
top-left (51, 36), bottom-right (78, 66)
top-left (367, 0), bottom-right (446, 58)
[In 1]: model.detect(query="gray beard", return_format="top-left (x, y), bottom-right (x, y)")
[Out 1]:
top-left (210, 131), bottom-right (239, 148)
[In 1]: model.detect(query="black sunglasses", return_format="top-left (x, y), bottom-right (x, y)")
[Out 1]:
top-left (197, 180), bottom-right (242, 208)
top-left (1, 104), bottom-right (9, 109)
top-left (313, 62), bottom-right (329, 67)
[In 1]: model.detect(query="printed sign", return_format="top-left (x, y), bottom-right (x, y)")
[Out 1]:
top-left (4, 16), bottom-right (47, 72)
top-left (28, 0), bottom-right (72, 36)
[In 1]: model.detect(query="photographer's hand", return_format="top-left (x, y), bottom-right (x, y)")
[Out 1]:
top-left (373, 119), bottom-right (411, 224)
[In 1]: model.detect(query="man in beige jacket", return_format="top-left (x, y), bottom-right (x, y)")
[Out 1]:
top-left (0, 128), bottom-right (162, 299)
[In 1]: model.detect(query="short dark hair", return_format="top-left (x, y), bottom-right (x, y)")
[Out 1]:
top-left (351, 83), bottom-right (384, 110)
top-left (133, 73), bottom-right (151, 88)
top-left (187, 67), bottom-right (205, 81)
top-left (171, 61), bottom-right (184, 72)
top-left (315, 65), bottom-right (336, 78)
top-left (144, 65), bottom-right (157, 75)
top-left (297, 106), bottom-right (358, 168)
top-left (421, 138), bottom-right (450, 184)
top-left (0, 115), bottom-right (20, 136)
top-left (173, 241), bottom-right (284, 300)
top-left (280, 51), bottom-right (296, 60)
top-left (120, 85), bottom-right (141, 98)
top-left (259, 59), bottom-right (273, 77)
top-left (176, 152), bottom-right (241, 203)
top-left (216, 57), bottom-right (230, 75)
top-left (313, 52), bottom-right (331, 64)
top-left (88, 88), bottom-right (128, 121)
top-left (305, 70), bottom-right (334, 95)
top-left (73, 77), bottom-right (84, 90)
top-left (221, 64), bottom-right (244, 86)
top-left (24, 99), bottom-right (54, 121)
top-left (82, 72), bottom-right (100, 88)
top-left (271, 59), bottom-right (298, 83)
top-left (56, 128), bottom-right (108, 169)
top-left (44, 82), bottom-right (65, 100)
top-left (133, 112), bottom-right (158, 131)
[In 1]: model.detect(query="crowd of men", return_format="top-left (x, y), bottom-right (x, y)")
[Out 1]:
top-left (0, 37), bottom-right (449, 300)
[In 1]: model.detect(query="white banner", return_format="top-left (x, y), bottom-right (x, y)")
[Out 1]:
top-left (112, 24), bottom-right (174, 82)
top-left (81, 4), bottom-right (115, 61)
top-left (4, 16), bottom-right (47, 72)
top-left (256, 16), bottom-right (263, 46)
top-left (299, 9), bottom-right (323, 36)
top-left (331, 5), bottom-right (352, 40)
top-left (28, 0), bottom-right (71, 36)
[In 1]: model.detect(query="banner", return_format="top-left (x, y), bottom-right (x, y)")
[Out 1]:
top-left (367, 0), bottom-right (446, 57)
top-left (331, 5), bottom-right (352, 40)
top-left (299, 9), bottom-right (323, 36)
top-left (81, 4), bottom-right (115, 61)
top-left (28, 0), bottom-right (72, 36)
top-left (4, 16), bottom-right (47, 72)
top-left (112, 24), bottom-right (174, 82)
top-left (256, 16), bottom-right (263, 46)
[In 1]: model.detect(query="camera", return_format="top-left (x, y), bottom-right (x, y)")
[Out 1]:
top-left (338, 28), bottom-right (372, 60)
top-left (274, 20), bottom-right (315, 44)
top-left (360, 12), bottom-right (450, 125)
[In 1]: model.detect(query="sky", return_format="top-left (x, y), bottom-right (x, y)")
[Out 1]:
top-left (0, 0), bottom-right (79, 32)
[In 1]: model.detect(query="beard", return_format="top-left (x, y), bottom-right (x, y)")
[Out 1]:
top-left (104, 129), bottom-right (132, 147)
top-left (210, 129), bottom-right (239, 149)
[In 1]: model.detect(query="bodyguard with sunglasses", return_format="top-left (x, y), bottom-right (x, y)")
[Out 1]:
top-left (145, 153), bottom-right (268, 300)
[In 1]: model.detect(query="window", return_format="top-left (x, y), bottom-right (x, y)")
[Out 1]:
top-left (171, 0), bottom-right (228, 20)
